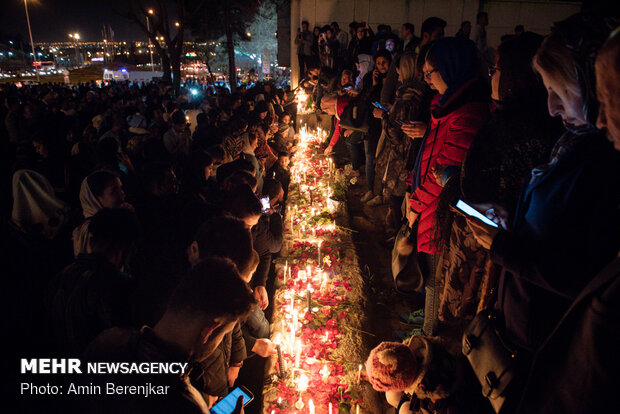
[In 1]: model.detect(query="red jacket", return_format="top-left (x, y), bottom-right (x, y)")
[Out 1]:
top-left (409, 78), bottom-right (489, 254)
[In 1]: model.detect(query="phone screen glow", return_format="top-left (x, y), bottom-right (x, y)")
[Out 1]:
top-left (455, 200), bottom-right (499, 228)
top-left (211, 387), bottom-right (251, 414)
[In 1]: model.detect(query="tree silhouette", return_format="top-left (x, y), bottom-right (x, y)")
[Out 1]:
top-left (126, 0), bottom-right (206, 92)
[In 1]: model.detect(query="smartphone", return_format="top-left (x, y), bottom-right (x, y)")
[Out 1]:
top-left (210, 386), bottom-right (254, 414)
top-left (344, 86), bottom-right (354, 90)
top-left (372, 101), bottom-right (388, 112)
top-left (454, 200), bottom-right (499, 228)
top-left (260, 196), bottom-right (271, 213)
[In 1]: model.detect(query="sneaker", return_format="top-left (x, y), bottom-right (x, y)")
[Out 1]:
top-left (360, 191), bottom-right (374, 203)
top-left (394, 328), bottom-right (422, 342)
top-left (398, 309), bottom-right (425, 325)
top-left (366, 195), bottom-right (384, 206)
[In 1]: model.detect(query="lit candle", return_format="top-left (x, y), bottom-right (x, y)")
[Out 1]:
top-left (306, 265), bottom-right (311, 280)
top-left (308, 399), bottom-right (315, 414)
top-left (291, 309), bottom-right (297, 349)
top-left (320, 364), bottom-right (329, 381)
top-left (297, 373), bottom-right (309, 391)
top-left (357, 404), bottom-right (360, 414)
top-left (357, 364), bottom-right (362, 384)
top-left (329, 402), bottom-right (333, 414)
top-left (295, 339), bottom-right (301, 368)
top-left (295, 396), bottom-right (304, 410)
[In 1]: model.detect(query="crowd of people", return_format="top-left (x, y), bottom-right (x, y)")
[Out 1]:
top-left (295, 9), bottom-right (620, 414)
top-left (3, 6), bottom-right (620, 414)
top-left (3, 56), bottom-right (297, 412)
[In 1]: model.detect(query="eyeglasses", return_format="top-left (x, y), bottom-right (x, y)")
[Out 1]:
top-left (488, 65), bottom-right (499, 77)
top-left (423, 68), bottom-right (437, 80)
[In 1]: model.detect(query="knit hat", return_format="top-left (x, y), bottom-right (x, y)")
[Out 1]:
top-left (365, 341), bottom-right (418, 391)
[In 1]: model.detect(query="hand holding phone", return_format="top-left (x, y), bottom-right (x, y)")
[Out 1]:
top-left (454, 200), bottom-right (498, 228)
top-left (210, 386), bottom-right (253, 414)
top-left (260, 196), bottom-right (271, 213)
top-left (372, 101), bottom-right (388, 112)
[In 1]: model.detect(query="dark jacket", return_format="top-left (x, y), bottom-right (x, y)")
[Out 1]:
top-left (517, 257), bottom-right (620, 413)
top-left (49, 254), bottom-right (135, 355)
top-left (491, 132), bottom-right (620, 351)
top-left (251, 212), bottom-right (283, 288)
top-left (193, 322), bottom-right (246, 398)
top-left (83, 326), bottom-right (208, 413)
top-left (375, 79), bottom-right (430, 198)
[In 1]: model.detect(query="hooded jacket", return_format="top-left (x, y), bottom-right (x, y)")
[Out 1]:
top-left (408, 78), bottom-right (489, 254)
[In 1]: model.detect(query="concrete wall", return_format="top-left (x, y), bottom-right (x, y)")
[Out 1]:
top-left (292, 0), bottom-right (581, 55)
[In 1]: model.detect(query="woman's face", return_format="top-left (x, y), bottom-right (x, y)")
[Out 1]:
top-left (259, 111), bottom-right (267, 119)
top-left (98, 178), bottom-right (125, 209)
top-left (341, 72), bottom-right (353, 86)
top-left (356, 28), bottom-right (365, 40)
top-left (314, 28), bottom-right (320, 36)
top-left (281, 114), bottom-right (291, 125)
top-left (536, 65), bottom-right (587, 127)
top-left (423, 61), bottom-right (449, 94)
top-left (375, 56), bottom-right (390, 74)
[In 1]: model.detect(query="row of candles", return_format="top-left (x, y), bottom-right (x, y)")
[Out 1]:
top-left (269, 124), bottom-right (363, 413)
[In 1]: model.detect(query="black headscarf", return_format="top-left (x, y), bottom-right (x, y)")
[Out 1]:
top-left (426, 37), bottom-right (479, 106)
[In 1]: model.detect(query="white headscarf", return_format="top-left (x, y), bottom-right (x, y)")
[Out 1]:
top-left (79, 175), bottom-right (104, 218)
top-left (11, 170), bottom-right (69, 239)
top-left (355, 54), bottom-right (374, 91)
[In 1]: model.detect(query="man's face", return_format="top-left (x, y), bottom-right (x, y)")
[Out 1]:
top-left (400, 25), bottom-right (410, 40)
top-left (430, 27), bottom-right (444, 42)
top-left (463, 22), bottom-right (472, 35)
top-left (302, 23), bottom-right (308, 32)
top-left (385, 39), bottom-right (396, 53)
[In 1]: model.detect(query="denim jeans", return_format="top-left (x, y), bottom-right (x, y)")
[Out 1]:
top-left (345, 132), bottom-right (365, 171)
top-left (364, 139), bottom-right (377, 192)
top-left (420, 253), bottom-right (441, 336)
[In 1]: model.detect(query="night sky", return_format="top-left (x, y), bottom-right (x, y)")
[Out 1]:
top-left (2, 0), bottom-right (158, 43)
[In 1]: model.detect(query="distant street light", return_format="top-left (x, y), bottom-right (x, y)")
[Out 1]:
top-left (23, 0), bottom-right (39, 81)
top-left (247, 32), bottom-right (251, 37)
top-left (175, 22), bottom-right (180, 27)
top-left (146, 12), bottom-right (154, 68)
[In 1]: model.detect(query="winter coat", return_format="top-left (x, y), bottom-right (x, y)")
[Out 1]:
top-left (83, 326), bottom-right (209, 413)
top-left (436, 214), bottom-right (489, 322)
top-left (48, 253), bottom-right (135, 355)
top-left (408, 78), bottom-right (489, 254)
top-left (193, 322), bottom-right (246, 398)
top-left (517, 257), bottom-right (620, 413)
top-left (491, 131), bottom-right (620, 351)
top-left (251, 213), bottom-right (283, 288)
top-left (375, 80), bottom-right (430, 198)
top-left (435, 99), bottom-right (561, 323)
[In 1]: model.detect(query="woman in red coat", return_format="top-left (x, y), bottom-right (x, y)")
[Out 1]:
top-left (402, 37), bottom-right (490, 335)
